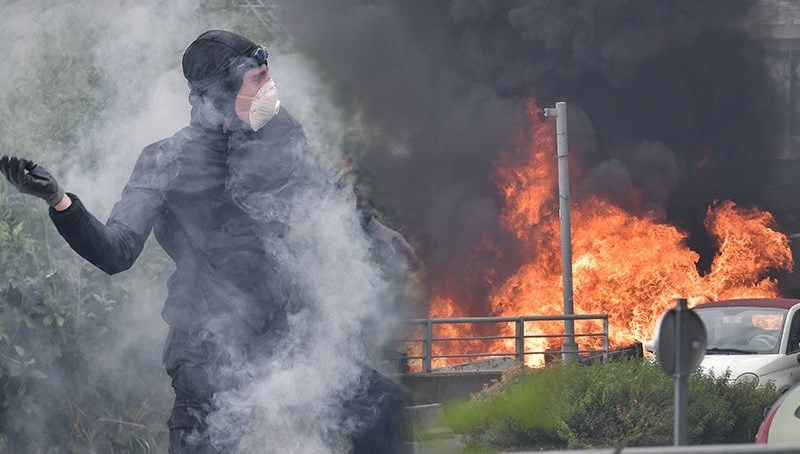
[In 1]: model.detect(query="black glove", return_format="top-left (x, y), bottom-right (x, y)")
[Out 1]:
top-left (0, 156), bottom-right (65, 206)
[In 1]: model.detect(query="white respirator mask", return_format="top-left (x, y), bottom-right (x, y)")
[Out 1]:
top-left (237, 79), bottom-right (281, 131)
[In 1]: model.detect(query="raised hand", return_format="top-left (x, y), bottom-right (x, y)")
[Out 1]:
top-left (0, 156), bottom-right (65, 206)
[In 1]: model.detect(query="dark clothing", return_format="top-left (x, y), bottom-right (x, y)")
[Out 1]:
top-left (166, 337), bottom-right (411, 454)
top-left (50, 110), bottom-right (306, 337)
top-left (346, 369), bottom-right (413, 454)
top-left (170, 428), bottom-right (221, 454)
top-left (167, 372), bottom-right (411, 454)
top-left (49, 106), bottom-right (410, 452)
top-left (50, 109), bottom-right (312, 443)
top-left (182, 30), bottom-right (260, 88)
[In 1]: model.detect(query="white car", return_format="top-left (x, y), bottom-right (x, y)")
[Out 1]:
top-left (650, 298), bottom-right (800, 392)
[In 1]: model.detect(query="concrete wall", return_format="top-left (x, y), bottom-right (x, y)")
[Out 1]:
top-left (394, 371), bottom-right (503, 405)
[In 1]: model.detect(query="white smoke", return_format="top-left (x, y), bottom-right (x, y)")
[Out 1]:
top-left (1, 0), bottom-right (399, 452)
top-left (208, 188), bottom-right (392, 452)
top-left (275, 53), bottom-right (351, 173)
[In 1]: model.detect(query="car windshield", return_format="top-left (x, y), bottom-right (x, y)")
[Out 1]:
top-left (695, 306), bottom-right (787, 354)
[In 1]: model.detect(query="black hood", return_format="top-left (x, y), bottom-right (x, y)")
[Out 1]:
top-left (182, 30), bottom-right (262, 133)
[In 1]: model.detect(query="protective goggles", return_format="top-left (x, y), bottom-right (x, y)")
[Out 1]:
top-left (250, 46), bottom-right (269, 66)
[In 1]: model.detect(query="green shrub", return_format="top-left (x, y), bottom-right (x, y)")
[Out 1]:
top-left (0, 182), bottom-right (173, 453)
top-left (443, 359), bottom-right (780, 451)
top-left (0, 17), bottom-right (175, 448)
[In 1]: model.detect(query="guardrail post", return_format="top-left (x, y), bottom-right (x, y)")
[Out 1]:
top-left (603, 317), bottom-right (609, 363)
top-left (515, 318), bottom-right (525, 364)
top-left (423, 319), bottom-right (433, 373)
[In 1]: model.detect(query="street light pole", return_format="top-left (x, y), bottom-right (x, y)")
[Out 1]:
top-left (544, 102), bottom-right (578, 363)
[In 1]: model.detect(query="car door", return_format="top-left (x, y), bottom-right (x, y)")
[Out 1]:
top-left (780, 308), bottom-right (800, 388)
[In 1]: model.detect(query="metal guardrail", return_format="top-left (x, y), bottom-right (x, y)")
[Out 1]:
top-left (509, 444), bottom-right (800, 453)
top-left (397, 314), bottom-right (609, 372)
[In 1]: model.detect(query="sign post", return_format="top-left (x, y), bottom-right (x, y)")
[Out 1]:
top-left (656, 298), bottom-right (707, 446)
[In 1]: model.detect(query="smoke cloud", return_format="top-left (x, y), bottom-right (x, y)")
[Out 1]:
top-left (208, 187), bottom-right (392, 452)
top-left (273, 0), bottom-right (786, 312)
top-left (0, 0), bottom-right (198, 449)
top-left (1, 0), bottom-right (790, 450)
top-left (2, 0), bottom-right (402, 452)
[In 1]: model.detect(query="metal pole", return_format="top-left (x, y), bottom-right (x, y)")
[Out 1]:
top-left (674, 298), bottom-right (689, 446)
top-left (515, 318), bottom-right (525, 364)
top-left (423, 320), bottom-right (433, 373)
top-left (544, 102), bottom-right (577, 362)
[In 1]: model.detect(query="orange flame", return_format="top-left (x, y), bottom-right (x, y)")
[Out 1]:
top-left (423, 99), bottom-right (793, 368)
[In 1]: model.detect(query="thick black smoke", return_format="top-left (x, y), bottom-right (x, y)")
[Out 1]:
top-left (276, 0), bottom-right (784, 313)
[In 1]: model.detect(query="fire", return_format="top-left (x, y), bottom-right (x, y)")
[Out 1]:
top-left (424, 100), bottom-right (793, 368)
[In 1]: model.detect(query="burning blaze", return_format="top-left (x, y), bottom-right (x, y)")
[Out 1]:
top-left (424, 100), bottom-right (793, 368)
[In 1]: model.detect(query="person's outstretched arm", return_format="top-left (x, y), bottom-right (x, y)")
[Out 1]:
top-left (1, 150), bottom-right (163, 275)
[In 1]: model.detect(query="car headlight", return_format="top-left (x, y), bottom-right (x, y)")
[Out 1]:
top-left (735, 373), bottom-right (759, 385)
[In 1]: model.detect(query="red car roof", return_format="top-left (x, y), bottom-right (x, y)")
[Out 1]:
top-left (693, 298), bottom-right (800, 310)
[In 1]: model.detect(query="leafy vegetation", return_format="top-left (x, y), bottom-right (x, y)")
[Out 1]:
top-left (0, 1), bottom-right (249, 452)
top-left (442, 360), bottom-right (781, 451)
top-left (0, 63), bottom-right (172, 453)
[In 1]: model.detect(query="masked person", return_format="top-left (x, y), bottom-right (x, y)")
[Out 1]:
top-left (0, 30), bottom-right (409, 453)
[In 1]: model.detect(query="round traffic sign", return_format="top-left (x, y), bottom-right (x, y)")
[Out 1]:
top-left (656, 300), bottom-right (707, 376)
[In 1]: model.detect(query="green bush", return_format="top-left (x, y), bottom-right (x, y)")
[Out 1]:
top-left (0, 179), bottom-right (173, 453)
top-left (443, 360), bottom-right (780, 451)
top-left (0, 14), bottom-right (177, 448)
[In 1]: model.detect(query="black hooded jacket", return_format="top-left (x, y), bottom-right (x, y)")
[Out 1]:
top-left (49, 103), bottom-right (324, 340)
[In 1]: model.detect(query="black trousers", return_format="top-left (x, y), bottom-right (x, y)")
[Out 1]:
top-left (164, 329), bottom-right (411, 453)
